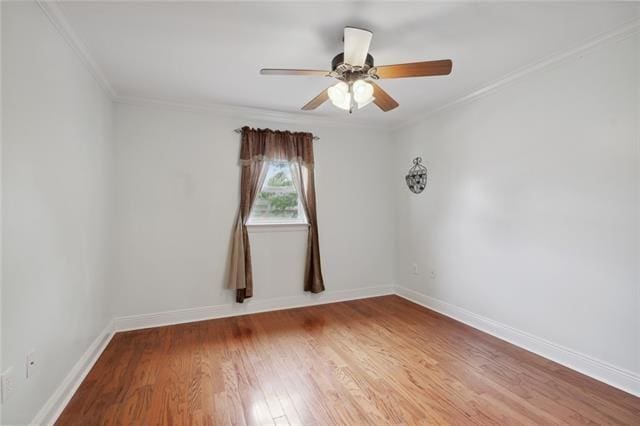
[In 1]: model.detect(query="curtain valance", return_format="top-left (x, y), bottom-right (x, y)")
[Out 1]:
top-left (239, 126), bottom-right (315, 167)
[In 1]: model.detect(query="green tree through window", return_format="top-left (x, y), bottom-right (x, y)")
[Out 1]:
top-left (267, 170), bottom-right (292, 187)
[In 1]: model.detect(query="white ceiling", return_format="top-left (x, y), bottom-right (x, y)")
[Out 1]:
top-left (57, 1), bottom-right (639, 126)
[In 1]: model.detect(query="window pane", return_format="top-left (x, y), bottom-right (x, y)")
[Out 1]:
top-left (248, 162), bottom-right (306, 223)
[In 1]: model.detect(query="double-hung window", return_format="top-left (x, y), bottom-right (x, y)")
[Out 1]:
top-left (247, 161), bottom-right (307, 225)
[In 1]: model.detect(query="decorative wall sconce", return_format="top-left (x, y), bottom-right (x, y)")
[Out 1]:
top-left (405, 157), bottom-right (427, 193)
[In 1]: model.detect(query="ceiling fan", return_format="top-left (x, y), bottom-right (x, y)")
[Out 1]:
top-left (260, 27), bottom-right (453, 113)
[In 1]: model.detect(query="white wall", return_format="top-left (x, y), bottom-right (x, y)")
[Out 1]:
top-left (1, 2), bottom-right (115, 424)
top-left (394, 33), bottom-right (639, 376)
top-left (112, 102), bottom-right (395, 317)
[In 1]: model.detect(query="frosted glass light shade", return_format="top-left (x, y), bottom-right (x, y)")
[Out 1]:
top-left (356, 96), bottom-right (374, 109)
top-left (328, 82), bottom-right (348, 103)
top-left (328, 82), bottom-right (351, 110)
top-left (352, 80), bottom-right (374, 104)
top-left (333, 93), bottom-right (352, 110)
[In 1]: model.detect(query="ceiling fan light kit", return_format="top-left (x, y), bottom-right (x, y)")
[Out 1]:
top-left (327, 80), bottom-right (375, 111)
top-left (260, 26), bottom-right (453, 114)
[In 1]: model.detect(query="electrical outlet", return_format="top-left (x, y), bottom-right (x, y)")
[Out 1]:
top-left (1, 367), bottom-right (16, 403)
top-left (412, 263), bottom-right (419, 275)
top-left (26, 351), bottom-right (38, 379)
top-left (430, 270), bottom-right (437, 280)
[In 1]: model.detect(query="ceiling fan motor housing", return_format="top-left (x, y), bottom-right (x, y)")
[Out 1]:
top-left (332, 53), bottom-right (375, 81)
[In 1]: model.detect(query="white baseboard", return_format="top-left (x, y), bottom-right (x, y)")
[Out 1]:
top-left (113, 284), bottom-right (395, 332)
top-left (395, 285), bottom-right (640, 398)
top-left (31, 321), bottom-right (115, 425)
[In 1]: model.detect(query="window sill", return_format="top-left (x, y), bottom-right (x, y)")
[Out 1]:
top-left (245, 222), bottom-right (309, 233)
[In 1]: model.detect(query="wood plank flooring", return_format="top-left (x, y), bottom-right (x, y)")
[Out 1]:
top-left (57, 295), bottom-right (640, 425)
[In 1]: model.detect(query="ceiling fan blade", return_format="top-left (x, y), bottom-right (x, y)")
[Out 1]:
top-left (301, 88), bottom-right (330, 110)
top-left (375, 59), bottom-right (452, 79)
top-left (370, 81), bottom-right (399, 112)
top-left (260, 69), bottom-right (330, 77)
top-left (344, 27), bottom-right (372, 67)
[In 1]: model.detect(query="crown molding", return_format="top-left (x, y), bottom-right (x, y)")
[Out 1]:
top-left (36, 0), bottom-right (117, 98)
top-left (35, 0), bottom-right (386, 130)
top-left (36, 0), bottom-right (390, 130)
top-left (394, 17), bottom-right (640, 131)
top-left (113, 95), bottom-right (390, 130)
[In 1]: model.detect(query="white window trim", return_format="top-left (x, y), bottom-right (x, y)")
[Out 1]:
top-left (245, 222), bottom-right (309, 233)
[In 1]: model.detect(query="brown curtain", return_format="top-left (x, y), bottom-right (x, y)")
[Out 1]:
top-left (226, 126), bottom-right (325, 302)
top-left (290, 162), bottom-right (324, 293)
top-left (227, 158), bottom-right (269, 302)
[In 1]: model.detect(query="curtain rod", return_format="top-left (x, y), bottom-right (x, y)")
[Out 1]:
top-left (233, 128), bottom-right (319, 141)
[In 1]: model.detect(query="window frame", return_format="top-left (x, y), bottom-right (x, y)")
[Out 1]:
top-left (245, 161), bottom-right (309, 230)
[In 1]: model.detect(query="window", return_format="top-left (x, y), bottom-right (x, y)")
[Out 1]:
top-left (247, 162), bottom-right (307, 225)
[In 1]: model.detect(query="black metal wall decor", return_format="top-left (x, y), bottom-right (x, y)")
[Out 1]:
top-left (405, 157), bottom-right (427, 193)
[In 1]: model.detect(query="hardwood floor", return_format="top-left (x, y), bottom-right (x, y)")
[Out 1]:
top-left (57, 295), bottom-right (640, 425)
